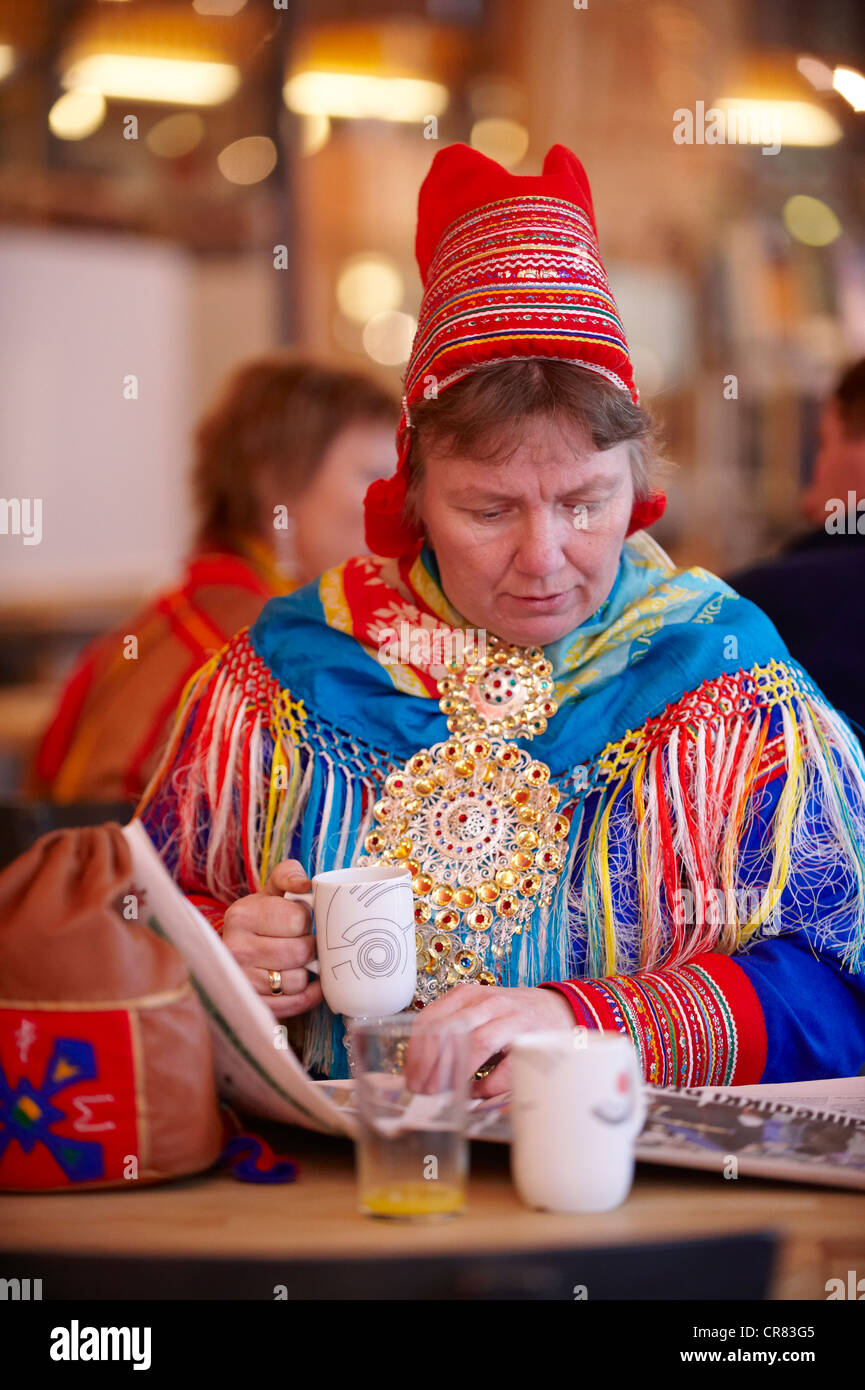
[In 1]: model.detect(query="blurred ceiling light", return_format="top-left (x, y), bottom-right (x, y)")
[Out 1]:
top-left (796, 55), bottom-right (834, 91)
top-left (48, 88), bottom-right (107, 140)
top-left (470, 117), bottom-right (529, 168)
top-left (783, 194), bottom-right (842, 247)
top-left (299, 112), bottom-right (330, 156)
top-left (146, 111), bottom-right (205, 158)
top-left (217, 135), bottom-right (277, 185)
top-left (337, 254), bottom-right (403, 323)
top-left (193, 0), bottom-right (247, 13)
top-left (714, 97), bottom-right (841, 146)
top-left (287, 19), bottom-right (458, 124)
top-left (0, 45), bottom-right (14, 81)
top-left (362, 310), bottom-right (416, 366)
top-left (63, 54), bottom-right (239, 106)
top-left (284, 71), bottom-right (448, 123)
top-left (833, 66), bottom-right (865, 112)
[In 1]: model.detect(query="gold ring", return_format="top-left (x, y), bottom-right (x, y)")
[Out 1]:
top-left (474, 1050), bottom-right (505, 1080)
top-left (267, 969), bottom-right (283, 996)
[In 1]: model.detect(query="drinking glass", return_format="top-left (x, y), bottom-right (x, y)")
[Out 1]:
top-left (348, 1015), bottom-right (470, 1219)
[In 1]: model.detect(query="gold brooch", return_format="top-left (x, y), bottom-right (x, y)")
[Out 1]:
top-left (362, 637), bottom-right (568, 1005)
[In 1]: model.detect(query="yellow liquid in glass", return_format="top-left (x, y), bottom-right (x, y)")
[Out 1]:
top-left (361, 1181), bottom-right (465, 1217)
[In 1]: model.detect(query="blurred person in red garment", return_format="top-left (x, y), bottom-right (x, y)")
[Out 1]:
top-left (28, 355), bottom-right (398, 803)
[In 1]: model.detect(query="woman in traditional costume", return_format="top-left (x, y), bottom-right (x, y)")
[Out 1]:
top-left (30, 356), bottom-right (397, 804)
top-left (138, 145), bottom-right (865, 1093)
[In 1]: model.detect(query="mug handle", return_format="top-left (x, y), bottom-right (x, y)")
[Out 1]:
top-left (283, 890), bottom-right (320, 977)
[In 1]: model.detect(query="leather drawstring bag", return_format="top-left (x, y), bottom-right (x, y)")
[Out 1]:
top-left (0, 823), bottom-right (224, 1190)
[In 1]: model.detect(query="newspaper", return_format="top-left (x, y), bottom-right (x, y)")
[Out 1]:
top-left (314, 1077), bottom-right (865, 1190)
top-left (124, 819), bottom-right (865, 1191)
top-left (124, 820), bottom-right (347, 1137)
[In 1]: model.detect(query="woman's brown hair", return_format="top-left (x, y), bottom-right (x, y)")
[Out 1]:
top-left (193, 354), bottom-right (398, 551)
top-left (403, 359), bottom-right (661, 526)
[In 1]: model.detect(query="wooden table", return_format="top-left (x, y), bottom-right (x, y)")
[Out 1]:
top-left (2, 1127), bottom-right (863, 1300)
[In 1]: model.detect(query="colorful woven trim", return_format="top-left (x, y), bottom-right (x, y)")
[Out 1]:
top-left (363, 144), bottom-right (658, 557)
top-left (404, 194), bottom-right (635, 422)
top-left (543, 952), bottom-right (768, 1086)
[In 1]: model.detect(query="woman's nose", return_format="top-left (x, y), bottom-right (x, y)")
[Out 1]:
top-left (512, 511), bottom-right (568, 576)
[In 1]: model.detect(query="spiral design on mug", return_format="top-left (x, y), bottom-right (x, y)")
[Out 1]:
top-left (355, 932), bottom-right (400, 978)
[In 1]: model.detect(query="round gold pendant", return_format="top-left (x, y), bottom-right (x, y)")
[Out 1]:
top-left (362, 636), bottom-right (567, 1006)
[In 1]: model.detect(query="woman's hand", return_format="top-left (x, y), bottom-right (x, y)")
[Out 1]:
top-left (221, 860), bottom-right (323, 1018)
top-left (404, 982), bottom-right (578, 1098)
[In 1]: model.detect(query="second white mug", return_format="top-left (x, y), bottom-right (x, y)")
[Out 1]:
top-left (510, 1029), bottom-right (646, 1213)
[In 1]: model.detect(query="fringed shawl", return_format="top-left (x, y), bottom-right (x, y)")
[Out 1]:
top-left (139, 534), bottom-right (865, 1078)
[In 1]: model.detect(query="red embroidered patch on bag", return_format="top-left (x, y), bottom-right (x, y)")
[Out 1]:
top-left (0, 1008), bottom-right (140, 1189)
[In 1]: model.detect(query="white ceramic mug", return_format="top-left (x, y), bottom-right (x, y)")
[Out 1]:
top-left (284, 865), bottom-right (416, 1017)
top-left (509, 1030), bottom-right (647, 1213)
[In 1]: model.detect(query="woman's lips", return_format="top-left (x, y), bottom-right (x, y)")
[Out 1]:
top-left (502, 590), bottom-right (571, 614)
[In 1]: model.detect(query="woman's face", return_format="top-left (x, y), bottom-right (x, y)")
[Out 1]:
top-left (289, 419), bottom-right (396, 580)
top-left (419, 415), bottom-right (634, 647)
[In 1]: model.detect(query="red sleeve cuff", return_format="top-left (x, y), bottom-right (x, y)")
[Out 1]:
top-left (542, 952), bottom-right (767, 1087)
top-left (540, 980), bottom-right (605, 1031)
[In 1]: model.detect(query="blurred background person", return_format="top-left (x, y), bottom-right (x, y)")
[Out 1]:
top-left (729, 358), bottom-right (865, 749)
top-left (26, 355), bottom-right (398, 804)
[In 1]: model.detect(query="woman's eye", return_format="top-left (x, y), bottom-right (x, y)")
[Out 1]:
top-left (468, 501), bottom-right (606, 522)
top-left (568, 500), bottom-right (606, 522)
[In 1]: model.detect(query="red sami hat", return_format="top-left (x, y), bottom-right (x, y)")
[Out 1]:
top-left (364, 143), bottom-right (666, 557)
